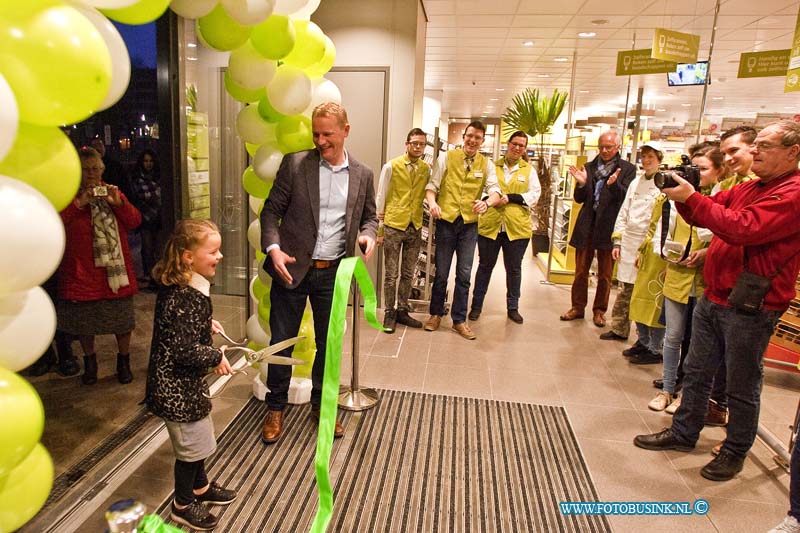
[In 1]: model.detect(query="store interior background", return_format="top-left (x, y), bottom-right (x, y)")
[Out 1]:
top-left (24, 0), bottom-right (800, 531)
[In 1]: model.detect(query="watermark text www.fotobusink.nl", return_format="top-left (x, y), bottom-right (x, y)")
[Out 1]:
top-left (559, 499), bottom-right (709, 516)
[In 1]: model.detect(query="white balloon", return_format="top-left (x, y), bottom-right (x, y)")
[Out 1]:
top-left (247, 218), bottom-right (261, 249)
top-left (236, 104), bottom-right (276, 144)
top-left (0, 287), bottom-right (57, 372)
top-left (0, 74), bottom-right (18, 164)
top-left (0, 177), bottom-right (65, 295)
top-left (73, 0), bottom-right (139, 7)
top-left (267, 64), bottom-right (311, 116)
top-left (221, 0), bottom-right (274, 25)
top-left (253, 144), bottom-right (283, 180)
top-left (169, 0), bottom-right (217, 19)
top-left (272, 0), bottom-right (306, 15)
top-left (249, 194), bottom-right (264, 215)
top-left (246, 314), bottom-right (270, 347)
top-left (228, 41), bottom-right (277, 90)
top-left (290, 0), bottom-right (320, 19)
top-left (310, 78), bottom-right (342, 110)
top-left (71, 4), bottom-right (131, 111)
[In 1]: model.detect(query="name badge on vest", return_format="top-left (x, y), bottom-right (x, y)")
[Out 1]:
top-left (473, 170), bottom-right (483, 178)
top-left (517, 175), bottom-right (526, 182)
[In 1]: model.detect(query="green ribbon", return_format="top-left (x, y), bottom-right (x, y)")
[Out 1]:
top-left (310, 257), bottom-right (384, 533)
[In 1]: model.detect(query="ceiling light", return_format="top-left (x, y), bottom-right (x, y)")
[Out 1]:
top-left (578, 32), bottom-right (596, 38)
top-left (553, 57), bottom-right (568, 62)
top-left (591, 19), bottom-right (609, 25)
top-left (579, 90), bottom-right (590, 94)
top-left (712, 96), bottom-right (724, 100)
top-left (657, 108), bottom-right (666, 112)
top-left (489, 98), bottom-right (499, 101)
top-left (523, 41), bottom-right (534, 47)
top-left (537, 74), bottom-right (550, 78)
top-left (681, 103), bottom-right (691, 107)
top-left (495, 88), bottom-right (504, 91)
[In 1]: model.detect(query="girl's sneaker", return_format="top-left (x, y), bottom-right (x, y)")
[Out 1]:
top-left (195, 482), bottom-right (237, 506)
top-left (665, 394), bottom-right (682, 415)
top-left (648, 391), bottom-right (673, 411)
top-left (170, 501), bottom-right (218, 531)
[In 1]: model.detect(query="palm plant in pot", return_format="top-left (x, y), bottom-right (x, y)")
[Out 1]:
top-left (501, 88), bottom-right (568, 254)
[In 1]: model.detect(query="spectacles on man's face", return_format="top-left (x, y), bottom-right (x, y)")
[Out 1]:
top-left (750, 141), bottom-right (783, 152)
top-left (508, 142), bottom-right (527, 149)
top-left (407, 141), bottom-right (426, 148)
top-left (599, 145), bottom-right (618, 152)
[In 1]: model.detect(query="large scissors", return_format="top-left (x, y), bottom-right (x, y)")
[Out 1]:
top-left (203, 334), bottom-right (306, 399)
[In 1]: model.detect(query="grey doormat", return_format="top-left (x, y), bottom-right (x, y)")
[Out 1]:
top-left (158, 390), bottom-right (610, 532)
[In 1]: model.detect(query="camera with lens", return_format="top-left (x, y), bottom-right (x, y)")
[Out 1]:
top-left (92, 185), bottom-right (108, 197)
top-left (653, 155), bottom-right (700, 191)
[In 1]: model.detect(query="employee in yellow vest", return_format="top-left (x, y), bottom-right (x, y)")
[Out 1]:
top-left (423, 121), bottom-right (501, 340)
top-left (468, 131), bottom-right (540, 324)
top-left (376, 128), bottom-right (431, 333)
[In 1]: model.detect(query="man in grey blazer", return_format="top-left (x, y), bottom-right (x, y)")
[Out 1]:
top-left (260, 102), bottom-right (378, 444)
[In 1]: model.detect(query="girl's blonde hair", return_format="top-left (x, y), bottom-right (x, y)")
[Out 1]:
top-left (152, 219), bottom-right (220, 286)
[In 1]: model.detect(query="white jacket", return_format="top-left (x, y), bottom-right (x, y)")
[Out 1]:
top-left (612, 174), bottom-right (662, 283)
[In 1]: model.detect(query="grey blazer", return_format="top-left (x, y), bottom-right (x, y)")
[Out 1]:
top-left (260, 149), bottom-right (379, 289)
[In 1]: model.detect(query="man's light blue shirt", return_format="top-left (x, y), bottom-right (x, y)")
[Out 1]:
top-left (313, 152), bottom-right (350, 260)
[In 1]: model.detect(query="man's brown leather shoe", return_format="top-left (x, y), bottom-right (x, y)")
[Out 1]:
top-left (559, 308), bottom-right (584, 321)
top-left (261, 410), bottom-right (283, 444)
top-left (310, 406), bottom-right (344, 438)
top-left (424, 315), bottom-right (441, 331)
top-left (452, 322), bottom-right (477, 340)
top-left (593, 311), bottom-right (606, 328)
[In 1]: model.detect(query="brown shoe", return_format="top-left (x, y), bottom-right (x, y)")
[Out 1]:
top-left (261, 410), bottom-right (284, 444)
top-left (592, 311), bottom-right (606, 328)
top-left (424, 315), bottom-right (441, 331)
top-left (560, 308), bottom-right (584, 321)
top-left (310, 406), bottom-right (344, 438)
top-left (705, 400), bottom-right (728, 427)
top-left (452, 322), bottom-right (477, 340)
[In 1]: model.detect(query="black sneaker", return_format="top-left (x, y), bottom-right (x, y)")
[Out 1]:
top-left (507, 309), bottom-right (523, 324)
top-left (395, 309), bottom-right (423, 328)
top-left (26, 356), bottom-right (51, 377)
top-left (629, 350), bottom-right (663, 365)
top-left (468, 308), bottom-right (481, 321)
top-left (383, 309), bottom-right (396, 333)
top-left (622, 341), bottom-right (648, 357)
top-left (700, 450), bottom-right (744, 481)
top-left (195, 482), bottom-right (237, 506)
top-left (58, 356), bottom-right (81, 377)
top-left (633, 428), bottom-right (694, 452)
top-left (170, 501), bottom-right (218, 531)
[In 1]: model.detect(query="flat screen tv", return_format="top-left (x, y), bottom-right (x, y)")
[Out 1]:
top-left (667, 61), bottom-right (709, 86)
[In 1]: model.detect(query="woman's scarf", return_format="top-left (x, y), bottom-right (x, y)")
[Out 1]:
top-left (90, 199), bottom-right (129, 293)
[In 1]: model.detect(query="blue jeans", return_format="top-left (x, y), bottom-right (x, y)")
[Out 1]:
top-left (791, 436), bottom-right (800, 520)
top-left (662, 297), bottom-right (694, 394)
top-left (635, 322), bottom-right (665, 355)
top-left (267, 266), bottom-right (337, 410)
top-left (429, 217), bottom-right (478, 324)
top-left (671, 296), bottom-right (782, 458)
top-left (471, 233), bottom-right (529, 312)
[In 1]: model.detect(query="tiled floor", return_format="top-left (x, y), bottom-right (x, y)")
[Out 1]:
top-left (29, 257), bottom-right (800, 532)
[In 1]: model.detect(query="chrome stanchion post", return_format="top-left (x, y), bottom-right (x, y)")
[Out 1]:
top-left (540, 191), bottom-right (559, 285)
top-left (338, 280), bottom-right (379, 411)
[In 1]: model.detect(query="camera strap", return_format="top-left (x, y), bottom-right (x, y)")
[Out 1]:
top-left (659, 200), bottom-right (692, 262)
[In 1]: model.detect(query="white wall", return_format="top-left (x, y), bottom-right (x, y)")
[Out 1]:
top-left (313, 0), bottom-right (424, 160)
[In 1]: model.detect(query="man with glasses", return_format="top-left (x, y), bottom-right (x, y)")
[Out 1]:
top-left (468, 131), bottom-right (540, 324)
top-left (561, 131), bottom-right (636, 327)
top-left (424, 121), bottom-right (501, 340)
top-left (375, 128), bottom-right (431, 333)
top-left (634, 120), bottom-right (800, 482)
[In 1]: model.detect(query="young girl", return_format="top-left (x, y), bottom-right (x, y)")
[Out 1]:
top-left (145, 219), bottom-right (236, 531)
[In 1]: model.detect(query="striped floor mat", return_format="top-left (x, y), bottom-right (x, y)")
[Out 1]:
top-left (158, 390), bottom-right (610, 532)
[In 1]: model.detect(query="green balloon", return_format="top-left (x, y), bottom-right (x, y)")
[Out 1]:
top-left (250, 15), bottom-right (296, 60)
top-left (197, 5), bottom-right (251, 52)
top-left (0, 444), bottom-right (53, 533)
top-left (0, 123), bottom-right (80, 211)
top-left (257, 96), bottom-right (286, 123)
top-left (243, 166), bottom-right (272, 198)
top-left (283, 20), bottom-right (326, 69)
top-left (305, 35), bottom-right (337, 79)
top-left (258, 299), bottom-right (271, 323)
top-left (100, 0), bottom-right (171, 24)
top-left (255, 249), bottom-right (266, 263)
top-left (0, 2), bottom-right (112, 126)
top-left (246, 142), bottom-right (260, 157)
top-left (252, 278), bottom-right (268, 301)
top-left (224, 71), bottom-right (265, 103)
top-left (276, 115), bottom-right (314, 154)
top-left (0, 366), bottom-right (44, 478)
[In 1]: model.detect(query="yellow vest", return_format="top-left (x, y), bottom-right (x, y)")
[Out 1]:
top-left (717, 171), bottom-right (756, 192)
top-left (478, 158), bottom-right (534, 240)
top-left (438, 150), bottom-right (489, 224)
top-left (662, 206), bottom-right (708, 304)
top-left (383, 155), bottom-right (430, 231)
